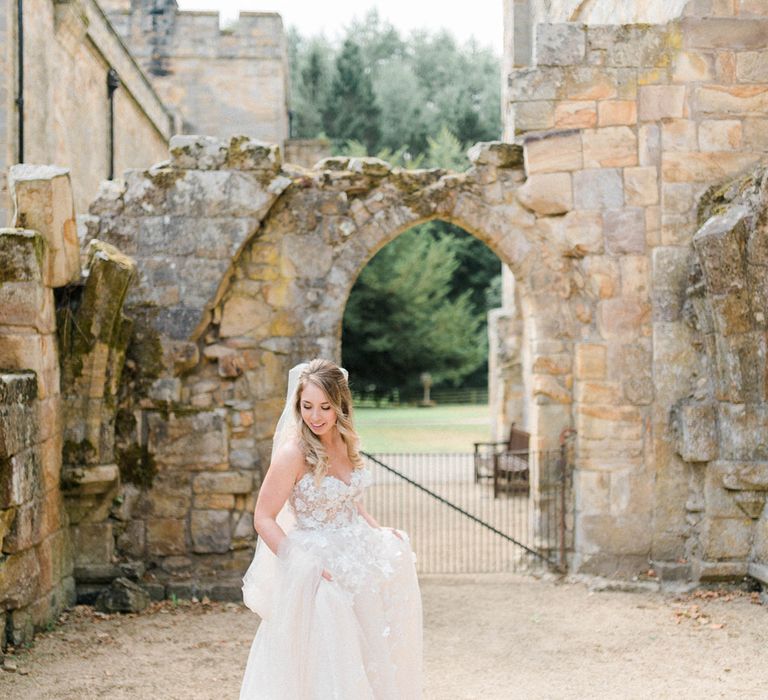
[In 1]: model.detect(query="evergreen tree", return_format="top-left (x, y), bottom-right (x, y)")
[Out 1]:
top-left (322, 39), bottom-right (381, 152)
top-left (342, 229), bottom-right (486, 398)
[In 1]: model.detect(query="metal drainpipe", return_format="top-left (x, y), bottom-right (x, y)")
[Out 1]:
top-left (16, 0), bottom-right (24, 163)
top-left (107, 68), bottom-right (120, 180)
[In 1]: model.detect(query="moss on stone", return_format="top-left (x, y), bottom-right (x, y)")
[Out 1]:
top-left (146, 168), bottom-right (185, 191)
top-left (62, 439), bottom-right (96, 468)
top-left (116, 443), bottom-right (157, 489)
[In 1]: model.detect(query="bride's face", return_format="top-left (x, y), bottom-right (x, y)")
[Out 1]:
top-left (300, 381), bottom-right (338, 437)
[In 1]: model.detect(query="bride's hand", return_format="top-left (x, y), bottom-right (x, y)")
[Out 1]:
top-left (321, 569), bottom-right (334, 581)
top-left (386, 527), bottom-right (404, 541)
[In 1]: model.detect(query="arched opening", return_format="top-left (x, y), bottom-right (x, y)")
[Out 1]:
top-left (335, 214), bottom-right (565, 574)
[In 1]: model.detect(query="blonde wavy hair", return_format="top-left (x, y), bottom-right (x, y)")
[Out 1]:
top-left (293, 359), bottom-right (364, 480)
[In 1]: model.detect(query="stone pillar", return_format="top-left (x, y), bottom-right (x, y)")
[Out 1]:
top-left (0, 227), bottom-right (75, 649)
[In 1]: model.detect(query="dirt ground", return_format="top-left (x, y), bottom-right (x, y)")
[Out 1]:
top-left (1, 574), bottom-right (767, 700)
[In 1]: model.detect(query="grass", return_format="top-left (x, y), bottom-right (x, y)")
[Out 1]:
top-left (354, 404), bottom-right (491, 453)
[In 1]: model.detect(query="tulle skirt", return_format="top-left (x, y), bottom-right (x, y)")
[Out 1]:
top-left (240, 522), bottom-right (422, 699)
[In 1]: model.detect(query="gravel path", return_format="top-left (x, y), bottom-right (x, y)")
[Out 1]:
top-left (1, 574), bottom-right (766, 699)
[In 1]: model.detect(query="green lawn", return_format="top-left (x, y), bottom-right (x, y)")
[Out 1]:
top-left (354, 404), bottom-right (491, 453)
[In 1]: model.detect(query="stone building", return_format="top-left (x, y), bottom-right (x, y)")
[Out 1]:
top-left (2, 0), bottom-right (768, 650)
top-left (0, 0), bottom-right (174, 221)
top-left (100, 1), bottom-right (290, 147)
top-left (0, 0), bottom-right (303, 225)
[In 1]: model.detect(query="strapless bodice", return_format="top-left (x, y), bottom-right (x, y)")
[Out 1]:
top-left (289, 467), bottom-right (371, 531)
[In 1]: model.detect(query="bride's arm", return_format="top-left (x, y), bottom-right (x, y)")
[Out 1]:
top-left (252, 442), bottom-right (303, 555)
top-left (356, 501), bottom-right (381, 528)
top-left (356, 501), bottom-right (405, 540)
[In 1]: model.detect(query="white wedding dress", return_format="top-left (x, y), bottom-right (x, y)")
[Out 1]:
top-left (240, 465), bottom-right (423, 699)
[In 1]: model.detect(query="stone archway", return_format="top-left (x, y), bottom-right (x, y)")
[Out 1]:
top-left (87, 135), bottom-right (604, 585)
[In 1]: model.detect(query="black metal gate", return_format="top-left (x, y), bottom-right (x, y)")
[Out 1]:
top-left (361, 448), bottom-right (572, 574)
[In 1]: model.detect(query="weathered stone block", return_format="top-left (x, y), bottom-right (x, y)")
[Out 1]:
top-left (575, 343), bottom-right (607, 380)
top-left (95, 577), bottom-right (150, 613)
top-left (662, 152), bottom-right (759, 183)
top-left (516, 172), bottom-right (572, 215)
top-left (0, 230), bottom-right (54, 332)
top-left (559, 210), bottom-right (604, 255)
top-left (582, 127), bottom-right (637, 168)
top-left (169, 135), bottom-right (228, 170)
top-left (597, 100), bottom-right (637, 126)
top-left (673, 51), bottom-right (714, 82)
top-left (0, 447), bottom-right (41, 510)
top-left (226, 136), bottom-right (282, 172)
top-left (147, 410), bottom-right (228, 470)
top-left (508, 67), bottom-right (562, 102)
top-left (466, 142), bottom-right (523, 169)
top-left (638, 124), bottom-right (661, 166)
top-left (554, 101), bottom-right (597, 129)
top-left (698, 120), bottom-right (742, 151)
top-left (71, 522), bottom-right (113, 566)
top-left (682, 17), bottom-right (768, 50)
top-left (661, 120), bottom-right (698, 152)
top-left (579, 513), bottom-right (652, 556)
top-left (574, 469), bottom-right (610, 515)
top-left (0, 372), bottom-right (37, 459)
top-left (564, 66), bottom-right (618, 101)
top-left (604, 209), bottom-right (646, 255)
top-left (623, 167), bottom-right (658, 207)
top-left (194, 493), bottom-right (236, 509)
top-left (673, 402), bottom-right (718, 462)
top-left (0, 333), bottom-right (60, 400)
top-left (146, 518), bottom-right (187, 556)
top-left (523, 131), bottom-right (583, 174)
top-left (638, 86), bottom-right (687, 121)
top-left (116, 519), bottom-right (145, 559)
top-left (142, 471), bottom-right (192, 519)
top-left (536, 23), bottom-right (586, 66)
top-left (573, 168), bottom-right (624, 210)
top-left (720, 462), bottom-right (768, 491)
top-left (513, 101), bottom-right (555, 132)
top-left (0, 548), bottom-right (40, 609)
top-left (742, 118), bottom-right (768, 150)
top-left (693, 204), bottom-right (749, 295)
top-left (3, 497), bottom-right (45, 553)
top-left (583, 255), bottom-right (620, 300)
top-left (695, 84), bottom-right (768, 115)
top-left (700, 516), bottom-right (753, 560)
top-left (597, 298), bottom-right (651, 340)
top-left (8, 165), bottom-right (80, 287)
top-left (575, 381), bottom-right (622, 405)
top-left (740, 0), bottom-right (768, 16)
top-left (192, 471), bottom-right (254, 495)
top-left (191, 509), bottom-right (231, 554)
top-left (651, 246), bottom-right (691, 322)
top-left (532, 375), bottom-right (571, 404)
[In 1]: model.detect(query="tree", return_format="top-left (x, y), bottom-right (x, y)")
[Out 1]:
top-left (322, 39), bottom-right (381, 152)
top-left (342, 229), bottom-right (486, 398)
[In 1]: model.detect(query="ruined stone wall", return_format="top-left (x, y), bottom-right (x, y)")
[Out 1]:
top-left (503, 0), bottom-right (768, 579)
top-left (676, 168), bottom-right (768, 585)
top-left (104, 1), bottom-right (290, 146)
top-left (0, 164), bottom-right (141, 647)
top-left (0, 0), bottom-right (172, 222)
top-left (83, 135), bottom-right (587, 590)
top-left (0, 217), bottom-right (76, 647)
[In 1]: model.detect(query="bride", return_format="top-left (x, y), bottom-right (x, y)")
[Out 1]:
top-left (240, 359), bottom-right (423, 699)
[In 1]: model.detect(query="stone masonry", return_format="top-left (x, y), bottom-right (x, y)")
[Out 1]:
top-left (4, 0), bottom-right (768, 647)
top-left (103, 1), bottom-right (290, 147)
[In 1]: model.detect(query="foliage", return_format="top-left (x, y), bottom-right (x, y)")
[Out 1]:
top-left (321, 39), bottom-right (381, 152)
top-left (290, 11), bottom-right (503, 396)
top-left (342, 228), bottom-right (487, 397)
top-left (288, 10), bottom-right (500, 157)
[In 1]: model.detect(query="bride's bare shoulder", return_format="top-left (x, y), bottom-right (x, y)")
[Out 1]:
top-left (271, 438), bottom-right (305, 470)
